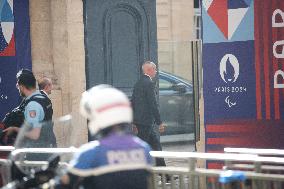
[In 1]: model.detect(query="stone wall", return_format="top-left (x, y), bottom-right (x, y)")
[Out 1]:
top-left (156, 0), bottom-right (194, 81)
top-left (29, 0), bottom-right (87, 147)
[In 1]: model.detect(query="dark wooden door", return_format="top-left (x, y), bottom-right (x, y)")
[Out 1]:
top-left (83, 0), bottom-right (158, 96)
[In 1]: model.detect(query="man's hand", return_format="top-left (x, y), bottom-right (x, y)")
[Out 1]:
top-left (60, 174), bottom-right (70, 185)
top-left (3, 127), bottom-right (19, 136)
top-left (159, 123), bottom-right (166, 133)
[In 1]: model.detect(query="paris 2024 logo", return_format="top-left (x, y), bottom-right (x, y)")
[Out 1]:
top-left (215, 54), bottom-right (247, 108)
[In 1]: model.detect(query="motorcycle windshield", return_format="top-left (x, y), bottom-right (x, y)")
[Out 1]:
top-left (11, 115), bottom-right (78, 176)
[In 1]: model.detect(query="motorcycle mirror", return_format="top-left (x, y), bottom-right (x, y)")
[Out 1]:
top-left (47, 155), bottom-right (60, 170)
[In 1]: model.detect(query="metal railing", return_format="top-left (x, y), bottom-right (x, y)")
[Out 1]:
top-left (224, 147), bottom-right (284, 156)
top-left (150, 151), bottom-right (284, 189)
top-left (0, 146), bottom-right (14, 185)
top-left (224, 148), bottom-right (284, 175)
top-left (2, 147), bottom-right (284, 188)
top-left (0, 147), bottom-right (78, 186)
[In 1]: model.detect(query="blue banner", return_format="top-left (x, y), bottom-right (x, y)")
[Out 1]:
top-left (202, 0), bottom-right (284, 164)
top-left (203, 41), bottom-right (256, 122)
top-left (0, 0), bottom-right (31, 120)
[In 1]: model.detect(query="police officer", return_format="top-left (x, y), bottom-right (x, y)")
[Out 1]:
top-left (58, 85), bottom-right (153, 189)
top-left (3, 69), bottom-right (56, 147)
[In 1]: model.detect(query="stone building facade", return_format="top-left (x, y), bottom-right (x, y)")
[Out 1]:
top-left (29, 0), bottom-right (203, 149)
top-left (156, 0), bottom-right (194, 81)
top-left (30, 0), bottom-right (87, 146)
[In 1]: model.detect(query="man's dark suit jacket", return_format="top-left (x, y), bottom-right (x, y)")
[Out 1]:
top-left (131, 75), bottom-right (162, 126)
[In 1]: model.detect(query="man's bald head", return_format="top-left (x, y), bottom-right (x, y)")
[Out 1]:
top-left (38, 77), bottom-right (53, 95)
top-left (142, 61), bottom-right (157, 79)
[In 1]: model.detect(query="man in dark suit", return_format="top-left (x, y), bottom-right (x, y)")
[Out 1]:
top-left (131, 61), bottom-right (166, 167)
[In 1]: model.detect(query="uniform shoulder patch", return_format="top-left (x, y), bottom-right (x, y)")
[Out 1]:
top-left (29, 110), bottom-right (36, 118)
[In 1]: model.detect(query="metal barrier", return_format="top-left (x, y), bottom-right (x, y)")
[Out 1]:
top-left (0, 147), bottom-right (78, 186)
top-left (0, 146), bottom-right (14, 185)
top-left (10, 147), bottom-right (78, 160)
top-left (11, 148), bottom-right (78, 174)
top-left (150, 151), bottom-right (284, 189)
top-left (226, 148), bottom-right (284, 189)
top-left (224, 148), bottom-right (284, 178)
top-left (3, 147), bottom-right (284, 189)
top-left (224, 147), bottom-right (284, 156)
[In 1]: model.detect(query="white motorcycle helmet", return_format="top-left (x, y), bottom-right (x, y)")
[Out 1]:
top-left (80, 84), bottom-right (133, 135)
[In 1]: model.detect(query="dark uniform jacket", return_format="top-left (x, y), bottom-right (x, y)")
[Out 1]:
top-left (67, 133), bottom-right (153, 189)
top-left (2, 92), bottom-right (56, 147)
top-left (28, 93), bottom-right (56, 147)
top-left (131, 75), bottom-right (161, 126)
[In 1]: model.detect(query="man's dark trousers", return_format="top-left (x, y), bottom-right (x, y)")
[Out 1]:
top-left (136, 124), bottom-right (166, 167)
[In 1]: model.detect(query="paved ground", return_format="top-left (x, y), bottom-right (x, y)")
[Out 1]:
top-left (161, 140), bottom-right (196, 167)
top-left (154, 141), bottom-right (198, 189)
top-left (155, 141), bottom-right (205, 189)
top-left (160, 133), bottom-right (195, 143)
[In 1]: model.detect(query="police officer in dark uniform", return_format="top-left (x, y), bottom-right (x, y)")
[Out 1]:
top-left (3, 69), bottom-right (56, 148)
top-left (57, 85), bottom-right (153, 189)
